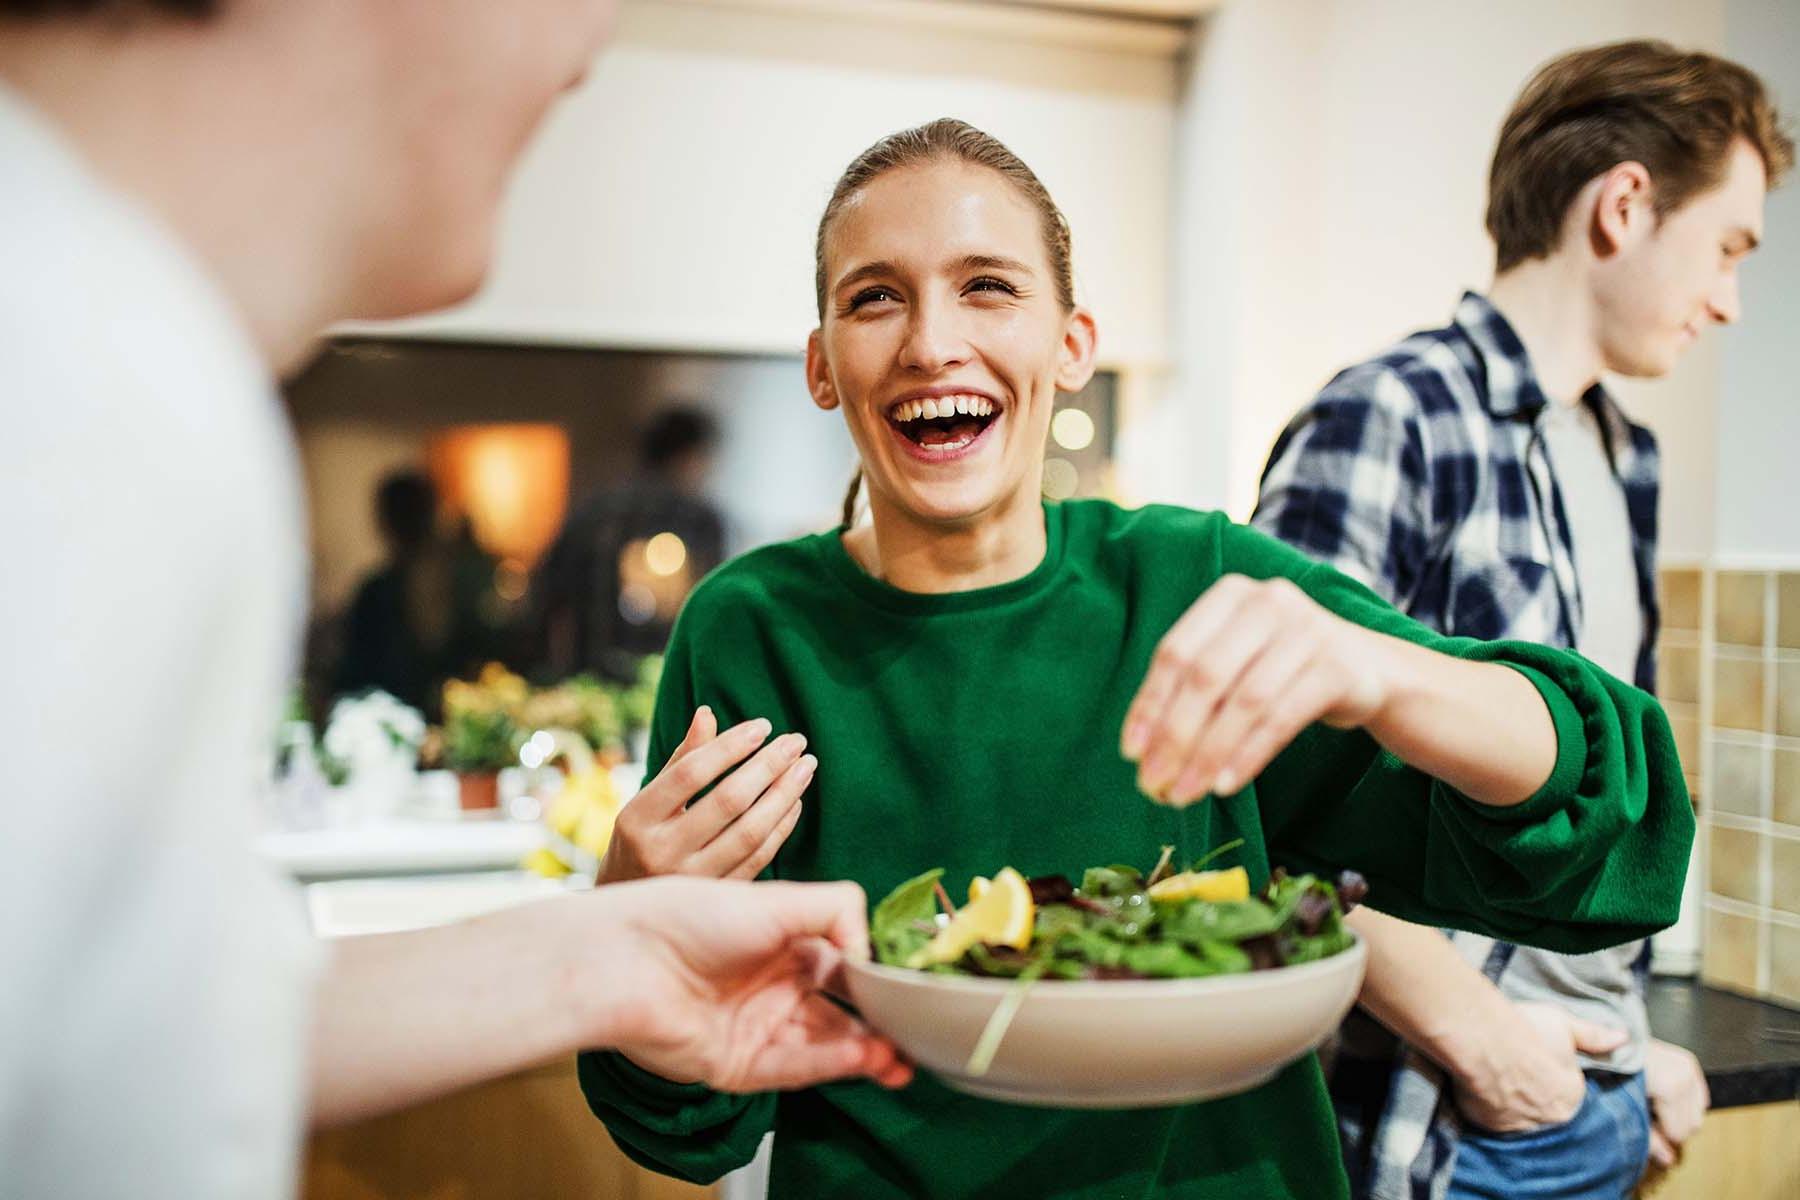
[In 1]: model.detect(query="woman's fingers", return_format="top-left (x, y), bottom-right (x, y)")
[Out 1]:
top-left (680, 733), bottom-right (809, 845)
top-left (1135, 591), bottom-right (1278, 801)
top-left (630, 717), bottom-right (774, 820)
top-left (1129, 576), bottom-right (1360, 807)
top-left (692, 756), bottom-right (813, 878)
top-left (1121, 577), bottom-right (1251, 760)
top-left (666, 705), bottom-right (718, 766)
top-left (1171, 633), bottom-right (1316, 802)
top-left (723, 799), bottom-right (807, 881)
top-left (1214, 668), bottom-right (1340, 798)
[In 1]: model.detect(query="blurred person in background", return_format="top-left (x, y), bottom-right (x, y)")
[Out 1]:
top-left (1254, 40), bottom-right (1791, 1200)
top-left (335, 470), bottom-right (504, 715)
top-left (538, 406), bottom-right (727, 679)
top-left (0, 2), bottom-right (906, 1198)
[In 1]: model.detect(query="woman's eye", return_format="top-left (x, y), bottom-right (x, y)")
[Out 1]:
top-left (848, 287), bottom-right (899, 310)
top-left (967, 276), bottom-right (1017, 296)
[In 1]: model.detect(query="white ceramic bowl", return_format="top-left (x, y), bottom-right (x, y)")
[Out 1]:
top-left (844, 935), bottom-right (1365, 1109)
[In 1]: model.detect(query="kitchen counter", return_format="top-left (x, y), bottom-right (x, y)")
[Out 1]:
top-left (1647, 977), bottom-right (1800, 1108)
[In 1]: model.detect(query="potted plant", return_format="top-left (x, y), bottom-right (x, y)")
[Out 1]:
top-left (440, 664), bottom-right (527, 811)
top-left (521, 675), bottom-right (624, 765)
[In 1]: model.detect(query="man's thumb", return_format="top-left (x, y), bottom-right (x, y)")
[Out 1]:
top-left (1567, 1015), bottom-right (1628, 1055)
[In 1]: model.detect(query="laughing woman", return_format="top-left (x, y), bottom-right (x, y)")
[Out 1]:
top-left (578, 120), bottom-right (1693, 1200)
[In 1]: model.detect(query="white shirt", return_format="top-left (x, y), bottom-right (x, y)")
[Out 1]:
top-left (0, 87), bottom-right (319, 1198)
top-left (1508, 396), bottom-right (1648, 1074)
top-left (1541, 398), bottom-right (1643, 682)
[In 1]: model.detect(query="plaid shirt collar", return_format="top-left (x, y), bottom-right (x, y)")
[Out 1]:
top-left (1454, 290), bottom-right (1633, 439)
top-left (1455, 291), bottom-right (1553, 420)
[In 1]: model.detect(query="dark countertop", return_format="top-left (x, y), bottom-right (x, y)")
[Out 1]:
top-left (1647, 977), bottom-right (1800, 1108)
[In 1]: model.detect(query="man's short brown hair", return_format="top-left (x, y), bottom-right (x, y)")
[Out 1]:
top-left (1487, 39), bottom-right (1794, 272)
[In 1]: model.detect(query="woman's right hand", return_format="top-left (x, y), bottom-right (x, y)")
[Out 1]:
top-left (597, 707), bottom-right (815, 885)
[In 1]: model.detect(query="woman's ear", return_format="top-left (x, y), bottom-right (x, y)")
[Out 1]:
top-left (1054, 307), bottom-right (1099, 393)
top-left (806, 329), bottom-right (839, 411)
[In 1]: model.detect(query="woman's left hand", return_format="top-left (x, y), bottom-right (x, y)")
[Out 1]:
top-left (1121, 574), bottom-right (1390, 807)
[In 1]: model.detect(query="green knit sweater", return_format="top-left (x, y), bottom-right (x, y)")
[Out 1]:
top-left (580, 501), bottom-right (1692, 1200)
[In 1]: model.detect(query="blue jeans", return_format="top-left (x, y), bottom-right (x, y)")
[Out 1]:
top-left (1448, 1074), bottom-right (1650, 1200)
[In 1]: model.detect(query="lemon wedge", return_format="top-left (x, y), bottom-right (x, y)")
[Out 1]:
top-left (907, 867), bottom-right (1034, 968)
top-left (1147, 865), bottom-right (1251, 903)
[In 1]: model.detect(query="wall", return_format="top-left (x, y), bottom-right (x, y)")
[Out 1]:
top-left (350, 0), bottom-right (1179, 371)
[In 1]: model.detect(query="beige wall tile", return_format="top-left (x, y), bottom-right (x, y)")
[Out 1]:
top-left (1670, 712), bottom-right (1700, 772)
top-left (1780, 661), bottom-right (1800, 740)
top-left (1771, 923), bottom-right (1800, 1007)
top-left (1661, 568), bottom-right (1703, 632)
top-left (1715, 572), bottom-right (1768, 648)
top-left (1709, 824), bottom-right (1764, 906)
top-left (1703, 905), bottom-right (1762, 995)
top-left (1781, 574), bottom-right (1800, 650)
top-left (1712, 739), bottom-right (1767, 818)
top-left (1714, 657), bottom-right (1768, 732)
top-left (1776, 748), bottom-right (1800, 828)
top-left (1658, 643), bottom-right (1701, 706)
top-left (1773, 838), bottom-right (1800, 918)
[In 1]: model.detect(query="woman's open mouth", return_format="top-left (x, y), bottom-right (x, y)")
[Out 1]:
top-left (885, 392), bottom-right (1002, 461)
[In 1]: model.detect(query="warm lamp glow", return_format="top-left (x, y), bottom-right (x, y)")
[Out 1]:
top-left (1051, 407), bottom-right (1096, 452)
top-left (427, 424), bottom-right (569, 568)
top-left (644, 532), bottom-right (688, 577)
top-left (1042, 457), bottom-right (1079, 500)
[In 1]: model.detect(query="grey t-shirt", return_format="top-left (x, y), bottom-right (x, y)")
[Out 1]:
top-left (1503, 398), bottom-right (1648, 1074)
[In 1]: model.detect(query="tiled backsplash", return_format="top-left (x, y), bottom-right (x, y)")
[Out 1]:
top-left (1665, 565), bottom-right (1800, 1007)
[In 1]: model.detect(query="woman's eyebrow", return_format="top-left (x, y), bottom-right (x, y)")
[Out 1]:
top-left (835, 261), bottom-right (899, 292)
top-left (957, 254), bottom-right (1036, 275)
top-left (833, 254), bottom-right (1037, 293)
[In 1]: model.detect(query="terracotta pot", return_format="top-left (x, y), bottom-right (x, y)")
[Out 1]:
top-left (457, 771), bottom-right (500, 812)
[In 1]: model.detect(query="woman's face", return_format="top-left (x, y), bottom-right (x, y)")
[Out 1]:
top-left (808, 160), bottom-right (1096, 529)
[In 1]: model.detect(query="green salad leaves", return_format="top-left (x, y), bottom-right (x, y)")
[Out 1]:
top-left (871, 854), bottom-right (1367, 982)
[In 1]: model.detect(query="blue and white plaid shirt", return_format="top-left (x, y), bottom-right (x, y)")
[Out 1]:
top-left (1251, 292), bottom-right (1661, 1200)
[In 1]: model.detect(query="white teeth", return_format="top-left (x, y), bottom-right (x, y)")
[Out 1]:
top-left (888, 395), bottom-right (999, 423)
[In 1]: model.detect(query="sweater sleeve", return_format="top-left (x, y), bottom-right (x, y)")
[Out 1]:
top-left (575, 608), bottom-right (777, 1184)
top-left (1220, 522), bottom-right (1694, 954)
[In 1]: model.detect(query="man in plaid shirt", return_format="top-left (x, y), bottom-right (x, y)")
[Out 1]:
top-left (1252, 41), bottom-right (1791, 1200)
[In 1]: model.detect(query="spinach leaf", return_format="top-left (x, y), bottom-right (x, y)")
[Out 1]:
top-left (1159, 898), bottom-right (1281, 944)
top-left (871, 868), bottom-right (944, 966)
top-left (1080, 864), bottom-right (1146, 899)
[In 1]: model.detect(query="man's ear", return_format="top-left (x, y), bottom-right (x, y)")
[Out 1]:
top-left (1590, 160), bottom-right (1655, 258)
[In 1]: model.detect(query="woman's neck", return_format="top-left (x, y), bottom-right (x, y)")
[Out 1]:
top-left (846, 486), bottom-right (1047, 594)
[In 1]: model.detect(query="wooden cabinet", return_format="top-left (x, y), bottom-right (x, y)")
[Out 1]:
top-left (303, 1060), bottom-right (714, 1200)
top-left (1638, 1102), bottom-right (1800, 1200)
